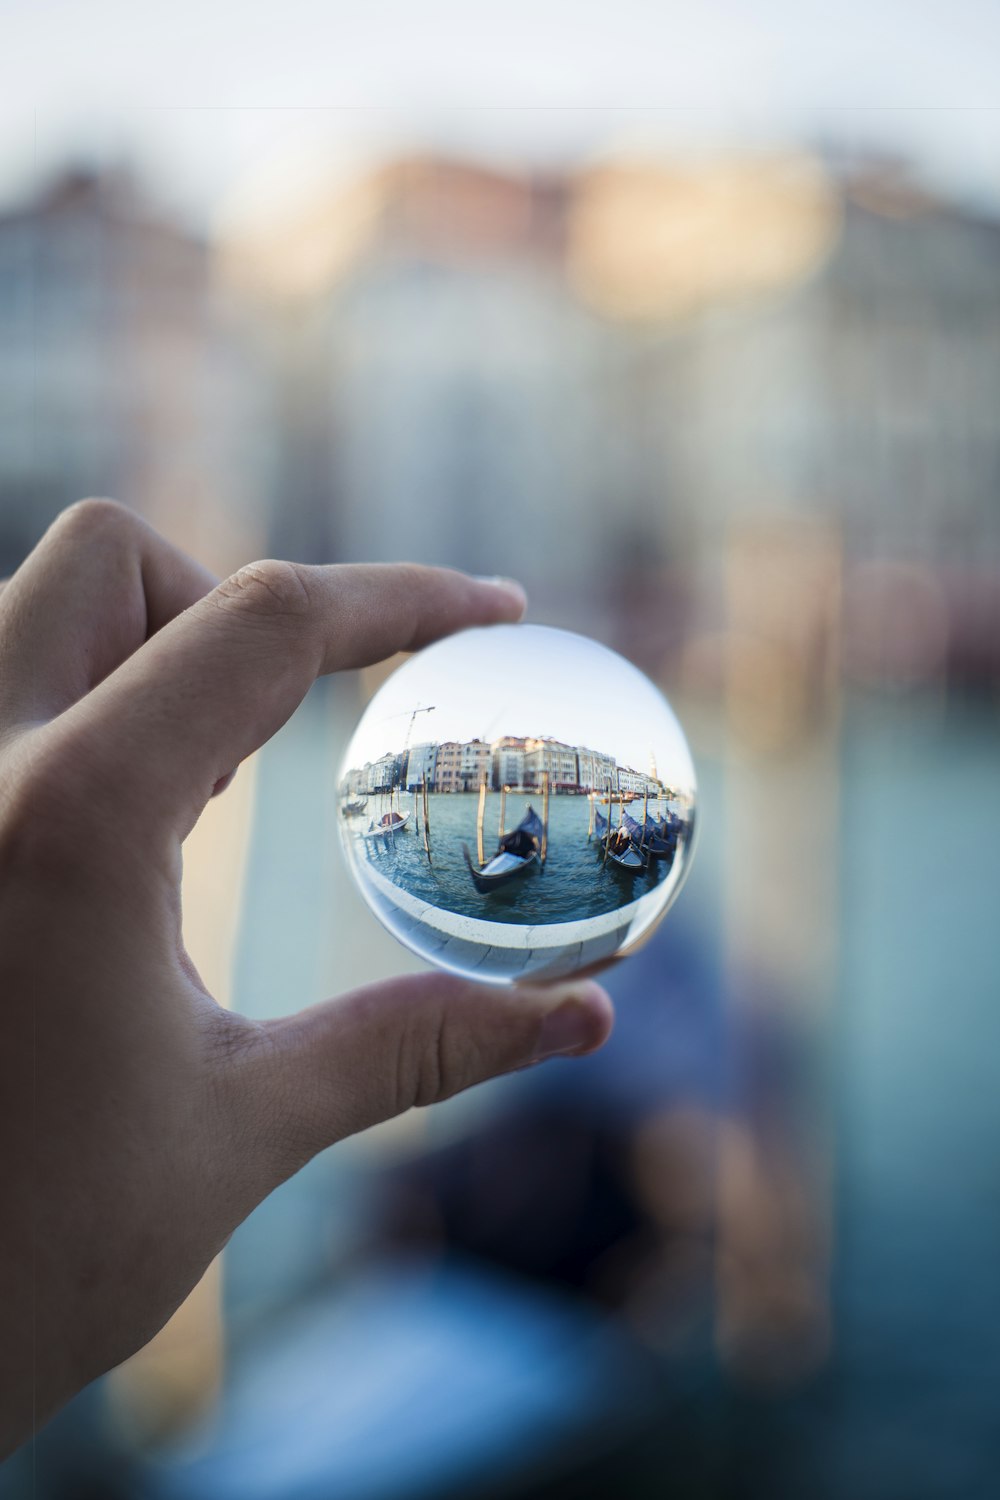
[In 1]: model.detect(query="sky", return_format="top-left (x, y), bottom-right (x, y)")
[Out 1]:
top-left (341, 624), bottom-right (697, 788)
top-left (2, 0), bottom-right (999, 224)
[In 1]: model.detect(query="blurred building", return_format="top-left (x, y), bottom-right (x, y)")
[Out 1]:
top-left (0, 167), bottom-right (273, 573)
top-left (217, 149), bottom-right (1000, 689)
top-left (223, 157), bottom-right (619, 603)
top-left (459, 737), bottom-right (491, 791)
top-left (7, 155), bottom-right (997, 689)
top-left (491, 734), bottom-right (526, 789)
top-left (403, 741), bottom-right (438, 790)
top-left (588, 159), bottom-right (1000, 567)
top-left (368, 750), bottom-right (401, 791)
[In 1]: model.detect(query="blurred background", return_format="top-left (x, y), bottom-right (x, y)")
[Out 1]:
top-left (2, 3), bottom-right (999, 1496)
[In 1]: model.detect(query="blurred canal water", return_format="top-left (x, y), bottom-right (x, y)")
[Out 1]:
top-left (826, 697), bottom-right (1000, 1495)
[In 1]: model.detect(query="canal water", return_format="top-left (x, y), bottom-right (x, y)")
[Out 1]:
top-left (343, 791), bottom-right (686, 926)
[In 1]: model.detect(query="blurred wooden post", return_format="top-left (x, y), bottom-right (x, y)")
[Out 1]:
top-left (422, 776), bottom-right (431, 859)
top-left (476, 780), bottom-right (486, 866)
top-left (541, 771), bottom-right (550, 866)
top-left (603, 776), bottom-right (612, 865)
top-left (716, 516), bottom-right (841, 1386)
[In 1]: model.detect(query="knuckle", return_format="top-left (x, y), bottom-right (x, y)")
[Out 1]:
top-left (55, 496), bottom-right (135, 542)
top-left (392, 561), bottom-right (433, 602)
top-left (214, 559), bottom-right (313, 620)
top-left (407, 1009), bottom-right (453, 1110)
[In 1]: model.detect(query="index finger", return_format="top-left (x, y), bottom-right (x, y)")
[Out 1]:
top-left (62, 560), bottom-right (527, 837)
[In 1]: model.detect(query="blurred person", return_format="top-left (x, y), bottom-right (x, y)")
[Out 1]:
top-left (0, 498), bottom-right (614, 1460)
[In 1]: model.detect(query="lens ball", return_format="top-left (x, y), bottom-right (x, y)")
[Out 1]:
top-left (339, 624), bottom-right (697, 985)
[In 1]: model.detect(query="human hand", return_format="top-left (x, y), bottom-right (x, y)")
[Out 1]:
top-left (0, 500), bottom-right (613, 1456)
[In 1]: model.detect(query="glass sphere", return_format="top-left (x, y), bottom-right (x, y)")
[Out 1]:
top-left (338, 624), bottom-right (697, 985)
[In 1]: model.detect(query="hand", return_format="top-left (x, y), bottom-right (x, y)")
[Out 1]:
top-left (0, 500), bottom-right (613, 1457)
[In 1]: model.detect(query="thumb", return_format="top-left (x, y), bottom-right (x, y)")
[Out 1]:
top-left (239, 973), bottom-right (614, 1185)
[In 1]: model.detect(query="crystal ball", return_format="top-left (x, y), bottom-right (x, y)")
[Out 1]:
top-left (338, 623), bottom-right (697, 985)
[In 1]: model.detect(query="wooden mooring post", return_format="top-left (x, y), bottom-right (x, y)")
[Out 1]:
top-left (603, 776), bottom-right (612, 866)
top-left (422, 777), bottom-right (431, 860)
top-left (541, 772), bottom-right (550, 867)
top-left (476, 781), bottom-right (487, 867)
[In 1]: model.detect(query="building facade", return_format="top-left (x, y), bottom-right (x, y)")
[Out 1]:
top-left (491, 736), bottom-right (526, 790)
top-left (459, 739), bottom-right (491, 792)
top-left (577, 747), bottom-right (618, 792)
top-left (404, 742), bottom-right (437, 790)
top-left (433, 741), bottom-right (464, 793)
top-left (368, 752), bottom-right (401, 792)
top-left (524, 738), bottom-right (580, 791)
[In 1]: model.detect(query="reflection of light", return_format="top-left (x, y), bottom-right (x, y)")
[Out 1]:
top-left (842, 560), bottom-right (948, 688)
top-left (567, 152), bottom-right (841, 322)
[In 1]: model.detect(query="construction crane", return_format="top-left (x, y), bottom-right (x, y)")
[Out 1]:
top-left (385, 703), bottom-right (436, 787)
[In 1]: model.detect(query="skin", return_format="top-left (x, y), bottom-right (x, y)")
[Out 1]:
top-left (0, 500), bottom-right (614, 1458)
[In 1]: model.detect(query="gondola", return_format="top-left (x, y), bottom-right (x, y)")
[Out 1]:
top-left (463, 806), bottom-right (544, 892)
top-left (362, 809), bottom-right (410, 840)
top-left (601, 824), bottom-right (646, 871)
top-left (342, 796), bottom-right (368, 816)
top-left (590, 805), bottom-right (644, 868)
top-left (622, 809), bottom-right (672, 859)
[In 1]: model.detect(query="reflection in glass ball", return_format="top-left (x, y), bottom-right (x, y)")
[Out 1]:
top-left (338, 624), bottom-right (697, 985)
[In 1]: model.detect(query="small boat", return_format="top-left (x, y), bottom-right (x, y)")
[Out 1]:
top-left (342, 796), bottom-right (368, 816)
top-left (656, 811), bottom-right (683, 847)
top-left (622, 810), bottom-right (672, 859)
top-left (362, 809), bottom-right (410, 840)
top-left (600, 823), bottom-right (646, 871)
top-left (463, 806), bottom-right (544, 892)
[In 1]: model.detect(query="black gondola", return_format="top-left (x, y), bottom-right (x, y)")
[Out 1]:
top-left (623, 809), bottom-right (672, 858)
top-left (601, 822), bottom-right (646, 871)
top-left (463, 806), bottom-right (544, 892)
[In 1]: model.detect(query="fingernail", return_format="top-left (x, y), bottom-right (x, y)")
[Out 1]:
top-left (534, 996), bottom-right (602, 1060)
top-left (473, 575), bottom-right (527, 608)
